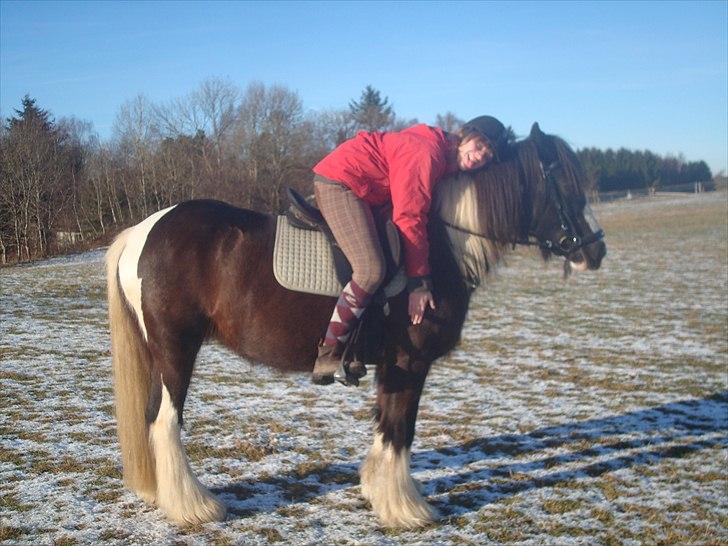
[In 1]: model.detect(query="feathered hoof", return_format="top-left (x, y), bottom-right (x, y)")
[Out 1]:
top-left (360, 433), bottom-right (437, 528)
top-left (136, 488), bottom-right (157, 505)
top-left (161, 491), bottom-right (227, 525)
top-left (373, 494), bottom-right (438, 529)
top-left (360, 455), bottom-right (438, 528)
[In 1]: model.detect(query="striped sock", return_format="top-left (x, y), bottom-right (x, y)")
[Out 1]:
top-left (324, 280), bottom-right (372, 346)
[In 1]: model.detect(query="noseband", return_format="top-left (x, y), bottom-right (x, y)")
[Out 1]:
top-left (441, 160), bottom-right (604, 257)
top-left (534, 161), bottom-right (604, 257)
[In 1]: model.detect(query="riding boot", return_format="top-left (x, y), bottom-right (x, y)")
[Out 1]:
top-left (311, 341), bottom-right (345, 385)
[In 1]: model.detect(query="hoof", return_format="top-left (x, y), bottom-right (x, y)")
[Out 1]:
top-left (136, 488), bottom-right (157, 505)
top-left (311, 373), bottom-right (335, 385)
top-left (360, 433), bottom-right (436, 528)
top-left (166, 493), bottom-right (227, 525)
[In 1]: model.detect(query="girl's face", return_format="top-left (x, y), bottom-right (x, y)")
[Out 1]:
top-left (457, 136), bottom-right (493, 171)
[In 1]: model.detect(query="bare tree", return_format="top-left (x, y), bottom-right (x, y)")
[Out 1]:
top-left (112, 95), bottom-right (159, 219)
top-left (155, 77), bottom-right (240, 182)
top-left (232, 82), bottom-right (313, 210)
top-left (56, 116), bottom-right (101, 239)
top-left (435, 111), bottom-right (464, 133)
top-left (310, 108), bottom-right (356, 148)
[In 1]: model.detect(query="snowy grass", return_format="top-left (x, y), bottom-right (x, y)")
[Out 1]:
top-left (1, 192), bottom-right (727, 545)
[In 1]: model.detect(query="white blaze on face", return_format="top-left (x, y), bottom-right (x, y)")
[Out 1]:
top-left (117, 206), bottom-right (177, 340)
top-left (569, 202), bottom-right (602, 272)
top-left (583, 203), bottom-right (602, 233)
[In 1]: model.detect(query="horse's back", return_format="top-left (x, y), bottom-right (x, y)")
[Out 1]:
top-left (119, 200), bottom-right (329, 370)
top-left (137, 198), bottom-right (271, 295)
top-left (144, 199), bottom-right (270, 248)
top-left (115, 200), bottom-right (269, 338)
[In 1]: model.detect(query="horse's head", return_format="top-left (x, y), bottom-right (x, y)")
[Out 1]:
top-left (433, 123), bottom-right (606, 285)
top-left (525, 123), bottom-right (606, 272)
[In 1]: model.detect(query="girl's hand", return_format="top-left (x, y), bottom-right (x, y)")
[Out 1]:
top-left (409, 290), bottom-right (435, 325)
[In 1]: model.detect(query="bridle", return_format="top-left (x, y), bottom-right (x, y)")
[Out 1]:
top-left (441, 160), bottom-right (605, 257)
top-left (534, 161), bottom-right (605, 256)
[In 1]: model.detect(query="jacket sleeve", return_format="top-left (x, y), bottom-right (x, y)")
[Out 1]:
top-left (388, 145), bottom-right (446, 278)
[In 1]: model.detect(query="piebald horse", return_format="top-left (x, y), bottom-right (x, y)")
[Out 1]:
top-left (105, 123), bottom-right (606, 527)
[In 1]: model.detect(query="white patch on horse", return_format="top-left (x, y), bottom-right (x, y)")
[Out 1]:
top-left (360, 431), bottom-right (436, 528)
top-left (118, 206), bottom-right (176, 341)
top-left (569, 259), bottom-right (590, 272)
top-left (148, 382), bottom-right (226, 524)
top-left (583, 203), bottom-right (602, 233)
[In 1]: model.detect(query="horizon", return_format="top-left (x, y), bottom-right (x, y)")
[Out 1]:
top-left (1, 0), bottom-right (726, 174)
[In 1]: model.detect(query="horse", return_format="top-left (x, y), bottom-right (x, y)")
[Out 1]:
top-left (105, 122), bottom-right (606, 528)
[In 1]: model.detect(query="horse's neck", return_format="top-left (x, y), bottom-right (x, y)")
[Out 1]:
top-left (433, 149), bottom-right (535, 286)
top-left (429, 220), bottom-right (474, 302)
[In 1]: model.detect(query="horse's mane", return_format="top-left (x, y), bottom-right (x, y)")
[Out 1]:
top-left (433, 133), bottom-right (586, 286)
top-left (548, 136), bottom-right (589, 200)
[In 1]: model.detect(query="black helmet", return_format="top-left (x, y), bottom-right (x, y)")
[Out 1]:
top-left (461, 115), bottom-right (507, 160)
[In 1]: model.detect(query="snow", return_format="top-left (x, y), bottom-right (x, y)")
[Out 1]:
top-left (1, 192), bottom-right (726, 544)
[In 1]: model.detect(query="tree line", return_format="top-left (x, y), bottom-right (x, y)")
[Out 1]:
top-left (0, 80), bottom-right (717, 264)
top-left (577, 147), bottom-right (713, 195)
top-left (0, 82), bottom-right (397, 263)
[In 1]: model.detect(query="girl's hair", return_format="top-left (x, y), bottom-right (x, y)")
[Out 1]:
top-left (455, 127), bottom-right (498, 161)
top-left (456, 126), bottom-right (488, 147)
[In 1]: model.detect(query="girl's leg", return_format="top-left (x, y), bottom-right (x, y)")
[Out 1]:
top-left (312, 178), bottom-right (386, 380)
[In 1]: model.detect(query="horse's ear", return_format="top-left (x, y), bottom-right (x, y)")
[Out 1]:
top-left (530, 122), bottom-right (544, 140)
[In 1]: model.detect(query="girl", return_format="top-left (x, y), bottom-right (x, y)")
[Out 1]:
top-left (311, 116), bottom-right (507, 384)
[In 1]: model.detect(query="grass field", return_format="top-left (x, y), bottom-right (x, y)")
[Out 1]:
top-left (1, 192), bottom-right (726, 545)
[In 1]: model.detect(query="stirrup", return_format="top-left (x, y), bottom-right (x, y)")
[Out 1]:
top-left (333, 360), bottom-right (366, 387)
top-left (333, 339), bottom-right (366, 387)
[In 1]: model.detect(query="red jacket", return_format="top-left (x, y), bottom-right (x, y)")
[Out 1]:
top-left (313, 124), bottom-right (457, 278)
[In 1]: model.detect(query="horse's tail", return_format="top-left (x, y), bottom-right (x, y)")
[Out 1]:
top-left (106, 229), bottom-right (157, 502)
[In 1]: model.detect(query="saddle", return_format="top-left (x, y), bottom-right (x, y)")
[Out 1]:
top-left (276, 187), bottom-right (406, 298)
top-left (273, 187), bottom-right (407, 385)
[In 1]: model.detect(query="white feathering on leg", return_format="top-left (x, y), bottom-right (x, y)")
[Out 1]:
top-left (360, 431), bottom-right (437, 528)
top-left (148, 383), bottom-right (226, 524)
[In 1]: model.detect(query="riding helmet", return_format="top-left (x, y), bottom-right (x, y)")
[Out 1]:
top-left (461, 115), bottom-right (508, 160)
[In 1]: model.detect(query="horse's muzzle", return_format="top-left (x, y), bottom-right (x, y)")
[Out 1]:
top-left (571, 238), bottom-right (606, 271)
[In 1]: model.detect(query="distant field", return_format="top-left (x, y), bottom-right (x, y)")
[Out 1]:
top-left (1, 192), bottom-right (726, 545)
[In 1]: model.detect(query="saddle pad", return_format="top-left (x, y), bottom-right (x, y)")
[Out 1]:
top-left (273, 215), bottom-right (342, 297)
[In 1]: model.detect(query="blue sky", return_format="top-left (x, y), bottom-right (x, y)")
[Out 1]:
top-left (1, 0), bottom-right (726, 173)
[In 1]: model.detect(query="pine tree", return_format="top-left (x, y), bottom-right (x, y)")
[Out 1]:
top-left (349, 85), bottom-right (395, 132)
top-left (8, 95), bottom-right (54, 134)
top-left (1, 96), bottom-right (73, 259)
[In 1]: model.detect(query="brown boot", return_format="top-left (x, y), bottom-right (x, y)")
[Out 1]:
top-left (311, 342), bottom-right (344, 385)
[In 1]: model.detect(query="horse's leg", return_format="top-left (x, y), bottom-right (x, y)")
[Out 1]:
top-left (360, 356), bottom-right (435, 528)
top-left (146, 332), bottom-right (226, 524)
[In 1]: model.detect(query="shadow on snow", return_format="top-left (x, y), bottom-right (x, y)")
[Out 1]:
top-left (214, 391), bottom-right (728, 519)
